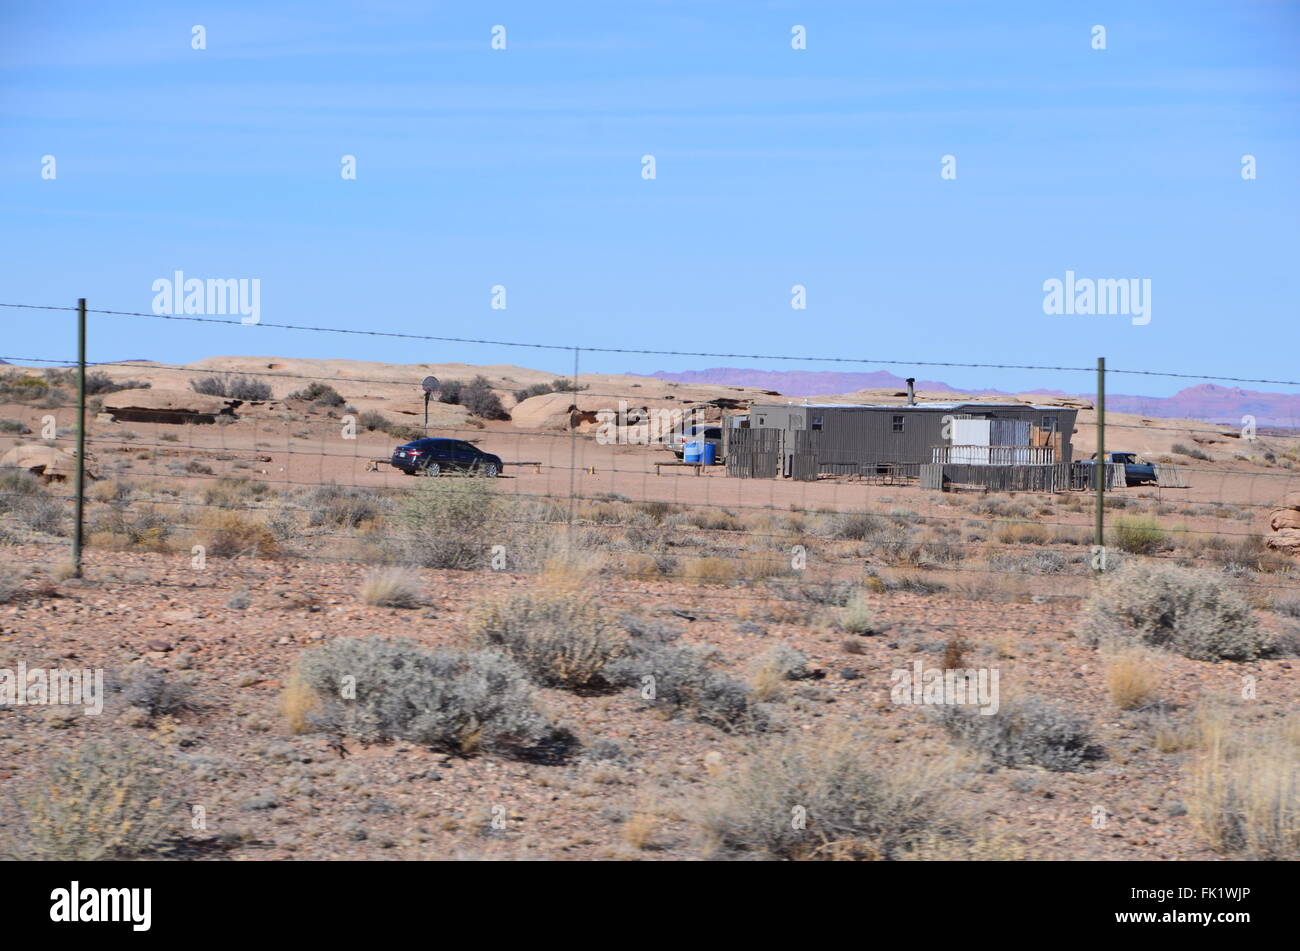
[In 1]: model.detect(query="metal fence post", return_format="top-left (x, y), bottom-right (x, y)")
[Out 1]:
top-left (72, 298), bottom-right (87, 578)
top-left (1094, 356), bottom-right (1105, 561)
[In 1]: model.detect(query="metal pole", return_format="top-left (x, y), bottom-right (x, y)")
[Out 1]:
top-left (424, 392), bottom-right (429, 434)
top-left (73, 298), bottom-right (87, 578)
top-left (566, 347), bottom-right (579, 553)
top-left (1094, 356), bottom-right (1105, 558)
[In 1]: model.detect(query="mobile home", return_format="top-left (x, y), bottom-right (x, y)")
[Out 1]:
top-left (740, 401), bottom-right (1077, 478)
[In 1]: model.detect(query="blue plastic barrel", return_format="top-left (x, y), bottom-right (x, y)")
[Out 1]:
top-left (701, 442), bottom-right (717, 466)
top-left (683, 441), bottom-right (703, 463)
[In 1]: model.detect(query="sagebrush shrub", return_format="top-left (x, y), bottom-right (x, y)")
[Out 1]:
top-left (470, 590), bottom-right (626, 689)
top-left (357, 409), bottom-right (391, 431)
top-left (512, 382), bottom-right (554, 402)
top-left (0, 471), bottom-right (63, 535)
top-left (695, 733), bottom-right (964, 860)
top-left (1172, 442), bottom-right (1210, 461)
top-left (0, 469), bottom-right (44, 513)
top-left (609, 643), bottom-right (767, 732)
top-left (305, 483), bottom-right (384, 528)
top-left (618, 613), bottom-right (684, 645)
top-left (190, 373), bottom-right (273, 401)
top-left (82, 371), bottom-right (150, 395)
top-left (196, 510), bottom-right (280, 558)
top-left (753, 644), bottom-right (813, 683)
top-left (1111, 515), bottom-right (1168, 555)
top-left (295, 638), bottom-right (566, 758)
top-left (225, 375), bottom-right (273, 401)
top-left (8, 741), bottom-right (184, 860)
top-left (832, 510), bottom-right (884, 541)
top-left (288, 382), bottom-right (345, 406)
top-left (393, 474), bottom-right (500, 569)
top-left (937, 696), bottom-right (1097, 772)
top-left (114, 666), bottom-right (197, 719)
top-left (461, 376), bottom-right (509, 419)
top-left (1077, 561), bottom-right (1268, 661)
top-left (14, 494), bottom-right (64, 535)
top-left (436, 379), bottom-right (463, 404)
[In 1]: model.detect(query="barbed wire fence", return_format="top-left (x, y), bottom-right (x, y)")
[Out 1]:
top-left (2, 300), bottom-right (1299, 631)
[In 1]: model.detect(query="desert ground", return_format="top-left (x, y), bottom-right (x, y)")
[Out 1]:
top-left (0, 357), bottom-right (1296, 861)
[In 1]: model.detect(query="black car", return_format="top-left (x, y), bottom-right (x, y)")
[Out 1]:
top-left (1079, 451), bottom-right (1158, 486)
top-left (391, 438), bottom-right (503, 477)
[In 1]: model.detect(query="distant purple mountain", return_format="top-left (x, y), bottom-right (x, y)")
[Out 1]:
top-left (638, 369), bottom-right (1300, 428)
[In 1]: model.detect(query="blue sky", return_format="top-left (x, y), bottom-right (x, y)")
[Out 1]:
top-left (1, 1), bottom-right (1297, 396)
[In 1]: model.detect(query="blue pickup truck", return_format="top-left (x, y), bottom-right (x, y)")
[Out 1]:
top-left (1079, 452), bottom-right (1158, 486)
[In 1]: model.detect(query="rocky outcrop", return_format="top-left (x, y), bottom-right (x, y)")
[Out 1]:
top-left (100, 388), bottom-right (238, 424)
top-left (1267, 491), bottom-right (1300, 554)
top-left (0, 444), bottom-right (95, 482)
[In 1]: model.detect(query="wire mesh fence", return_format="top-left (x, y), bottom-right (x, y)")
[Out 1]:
top-left (2, 301), bottom-right (1299, 622)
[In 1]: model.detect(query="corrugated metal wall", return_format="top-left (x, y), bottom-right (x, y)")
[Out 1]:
top-left (745, 403), bottom-right (1078, 475)
top-left (725, 427), bottom-right (783, 478)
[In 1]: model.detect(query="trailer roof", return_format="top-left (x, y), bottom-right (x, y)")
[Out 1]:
top-left (754, 401), bottom-right (1071, 412)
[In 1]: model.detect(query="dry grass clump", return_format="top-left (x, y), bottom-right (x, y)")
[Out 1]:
top-left (834, 589), bottom-right (875, 634)
top-left (6, 741), bottom-right (184, 860)
top-left (685, 508), bottom-right (743, 532)
top-left (1203, 532), bottom-right (1292, 574)
top-left (195, 509), bottom-right (281, 558)
top-left (873, 524), bottom-right (927, 566)
top-left (993, 521), bottom-right (1049, 545)
top-left (89, 479), bottom-right (131, 503)
top-left (621, 552), bottom-right (673, 579)
top-left (1077, 561), bottom-right (1269, 661)
top-left (694, 732), bottom-right (965, 860)
top-left (202, 475), bottom-right (274, 508)
top-left (1189, 714), bottom-right (1298, 860)
top-left (359, 567), bottom-right (424, 608)
top-left (621, 813), bottom-right (660, 850)
top-left (738, 551), bottom-right (793, 582)
top-left (682, 556), bottom-right (738, 584)
top-left (1051, 525), bottom-right (1092, 546)
top-left (470, 589), bottom-right (625, 690)
top-left (1103, 650), bottom-right (1158, 710)
top-left (748, 644), bottom-right (813, 701)
top-left (87, 503), bottom-right (173, 551)
top-left (539, 554), bottom-right (600, 592)
top-left (0, 566), bottom-right (20, 604)
top-left (279, 668), bottom-right (320, 734)
top-left (1146, 704), bottom-right (1227, 754)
